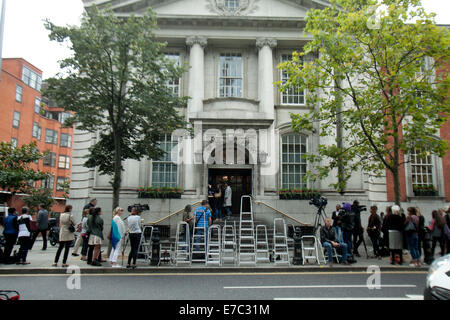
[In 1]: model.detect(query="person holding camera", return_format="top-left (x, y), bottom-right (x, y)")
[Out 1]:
top-left (320, 218), bottom-right (349, 266)
top-left (367, 205), bottom-right (382, 259)
top-left (126, 207), bottom-right (142, 269)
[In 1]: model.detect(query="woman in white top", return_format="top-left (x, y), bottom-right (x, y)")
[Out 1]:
top-left (126, 207), bottom-right (142, 269)
top-left (109, 207), bottom-right (126, 267)
top-left (17, 207), bottom-right (32, 265)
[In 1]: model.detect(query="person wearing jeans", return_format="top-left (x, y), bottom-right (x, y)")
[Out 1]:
top-left (405, 207), bottom-right (421, 267)
top-left (126, 207), bottom-right (142, 269)
top-left (2, 208), bottom-right (18, 263)
top-left (320, 218), bottom-right (349, 266)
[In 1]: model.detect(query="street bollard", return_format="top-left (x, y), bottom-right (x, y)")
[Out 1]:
top-left (292, 226), bottom-right (303, 265)
top-left (150, 227), bottom-right (160, 266)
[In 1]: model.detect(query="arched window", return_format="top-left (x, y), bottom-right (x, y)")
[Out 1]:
top-left (281, 134), bottom-right (308, 189)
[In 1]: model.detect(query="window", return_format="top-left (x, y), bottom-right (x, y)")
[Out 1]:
top-left (225, 0), bottom-right (240, 9)
top-left (219, 53), bottom-right (242, 98)
top-left (152, 135), bottom-right (178, 187)
top-left (32, 122), bottom-right (42, 140)
top-left (42, 175), bottom-right (55, 190)
top-left (43, 152), bottom-right (56, 167)
top-left (281, 54), bottom-right (305, 105)
top-left (281, 134), bottom-right (308, 189)
top-left (15, 85), bottom-right (23, 102)
top-left (45, 129), bottom-right (58, 144)
top-left (34, 97), bottom-right (41, 114)
top-left (12, 111), bottom-right (20, 128)
top-left (410, 148), bottom-right (435, 190)
top-left (11, 138), bottom-right (18, 148)
top-left (57, 177), bottom-right (69, 191)
top-left (58, 155), bottom-right (70, 169)
top-left (59, 112), bottom-right (72, 124)
top-left (22, 65), bottom-right (42, 91)
top-left (60, 133), bottom-right (72, 148)
top-left (165, 53), bottom-right (180, 97)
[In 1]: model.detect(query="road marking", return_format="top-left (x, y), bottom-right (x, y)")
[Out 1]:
top-left (224, 284), bottom-right (417, 289)
top-left (0, 271), bottom-right (427, 277)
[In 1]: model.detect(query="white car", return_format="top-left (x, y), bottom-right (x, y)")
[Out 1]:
top-left (424, 254), bottom-right (450, 300)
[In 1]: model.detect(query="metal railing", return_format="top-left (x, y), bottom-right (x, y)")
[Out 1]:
top-left (143, 201), bottom-right (203, 225)
top-left (250, 196), bottom-right (311, 226)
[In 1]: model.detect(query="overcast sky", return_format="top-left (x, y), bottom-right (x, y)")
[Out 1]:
top-left (2, 0), bottom-right (449, 80)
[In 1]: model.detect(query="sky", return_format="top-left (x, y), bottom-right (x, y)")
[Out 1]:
top-left (1, 0), bottom-right (449, 80)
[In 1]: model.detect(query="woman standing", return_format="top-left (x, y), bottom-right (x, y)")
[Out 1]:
top-left (367, 205), bottom-right (382, 259)
top-left (429, 210), bottom-right (446, 257)
top-left (405, 207), bottom-right (421, 267)
top-left (53, 205), bottom-right (75, 267)
top-left (71, 209), bottom-right (89, 258)
top-left (214, 184), bottom-right (223, 222)
top-left (17, 207), bottom-right (32, 265)
top-left (386, 205), bottom-right (404, 265)
top-left (126, 207), bottom-right (142, 269)
top-left (182, 204), bottom-right (194, 242)
top-left (381, 206), bottom-right (392, 249)
top-left (109, 207), bottom-right (126, 268)
top-left (416, 207), bottom-right (425, 256)
top-left (87, 207), bottom-right (104, 267)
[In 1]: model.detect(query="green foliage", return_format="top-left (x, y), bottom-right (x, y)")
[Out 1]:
top-left (43, 5), bottom-right (188, 207)
top-left (21, 188), bottom-right (56, 214)
top-left (278, 0), bottom-right (450, 203)
top-left (0, 141), bottom-right (48, 193)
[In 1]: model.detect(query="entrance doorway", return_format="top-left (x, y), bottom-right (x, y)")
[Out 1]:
top-left (208, 168), bottom-right (252, 216)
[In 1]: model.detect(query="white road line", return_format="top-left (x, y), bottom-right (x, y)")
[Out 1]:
top-left (224, 284), bottom-right (417, 289)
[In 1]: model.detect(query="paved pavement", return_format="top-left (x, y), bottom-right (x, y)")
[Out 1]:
top-left (0, 239), bottom-right (434, 274)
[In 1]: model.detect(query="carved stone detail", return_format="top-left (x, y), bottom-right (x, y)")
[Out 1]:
top-left (256, 38), bottom-right (277, 49)
top-left (186, 36), bottom-right (208, 48)
top-left (206, 0), bottom-right (259, 16)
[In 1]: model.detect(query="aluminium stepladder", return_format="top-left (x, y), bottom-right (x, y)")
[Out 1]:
top-left (137, 225), bottom-right (153, 263)
top-left (191, 208), bottom-right (208, 264)
top-left (221, 221), bottom-right (237, 265)
top-left (272, 218), bottom-right (290, 265)
top-left (255, 225), bottom-right (270, 263)
top-left (238, 195), bottom-right (256, 266)
top-left (206, 224), bottom-right (222, 266)
top-left (175, 221), bottom-right (191, 265)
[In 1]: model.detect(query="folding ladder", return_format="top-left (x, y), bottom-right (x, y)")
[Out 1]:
top-left (255, 225), bottom-right (270, 263)
top-left (301, 235), bottom-right (326, 265)
top-left (272, 218), bottom-right (290, 265)
top-left (175, 221), bottom-right (191, 266)
top-left (206, 224), bottom-right (222, 266)
top-left (137, 225), bottom-right (153, 263)
top-left (238, 195), bottom-right (256, 266)
top-left (191, 208), bottom-right (208, 264)
top-left (221, 222), bottom-right (237, 265)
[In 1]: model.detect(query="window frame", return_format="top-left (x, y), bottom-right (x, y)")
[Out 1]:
top-left (45, 129), bottom-right (58, 145)
top-left (164, 52), bottom-right (181, 97)
top-left (280, 54), bottom-right (305, 106)
top-left (60, 133), bottom-right (72, 148)
top-left (218, 53), bottom-right (244, 98)
top-left (280, 133), bottom-right (309, 189)
top-left (12, 111), bottom-right (21, 128)
top-left (43, 152), bottom-right (57, 167)
top-left (58, 155), bottom-right (71, 169)
top-left (15, 85), bottom-right (23, 103)
top-left (151, 134), bottom-right (179, 188)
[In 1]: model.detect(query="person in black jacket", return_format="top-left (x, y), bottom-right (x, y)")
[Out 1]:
top-left (385, 205), bottom-right (405, 265)
top-left (320, 218), bottom-right (349, 266)
top-left (351, 200), bottom-right (364, 257)
top-left (340, 203), bottom-right (356, 263)
top-left (367, 205), bottom-right (382, 259)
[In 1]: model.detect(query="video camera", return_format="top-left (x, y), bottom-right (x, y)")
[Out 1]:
top-left (127, 204), bottom-right (150, 213)
top-left (309, 195), bottom-right (328, 209)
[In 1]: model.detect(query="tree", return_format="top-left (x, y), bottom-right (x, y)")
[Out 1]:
top-left (21, 188), bottom-right (56, 215)
top-left (43, 6), bottom-right (188, 209)
top-left (279, 0), bottom-right (450, 204)
top-left (0, 141), bottom-right (48, 194)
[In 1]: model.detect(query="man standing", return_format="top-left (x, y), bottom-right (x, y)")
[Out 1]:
top-left (224, 183), bottom-right (232, 220)
top-left (193, 200), bottom-right (212, 251)
top-left (84, 198), bottom-right (97, 212)
top-left (32, 204), bottom-right (49, 250)
top-left (320, 218), bottom-right (349, 266)
top-left (2, 208), bottom-right (18, 263)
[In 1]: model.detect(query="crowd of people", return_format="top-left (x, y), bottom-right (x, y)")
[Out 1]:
top-left (322, 202), bottom-right (450, 267)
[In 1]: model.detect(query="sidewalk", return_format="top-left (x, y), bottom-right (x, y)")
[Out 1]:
top-left (0, 240), bottom-right (431, 274)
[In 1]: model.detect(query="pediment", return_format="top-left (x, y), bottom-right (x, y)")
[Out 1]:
top-left (83, 0), bottom-right (330, 18)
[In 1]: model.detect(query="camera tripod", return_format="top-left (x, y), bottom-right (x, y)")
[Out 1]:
top-left (313, 205), bottom-right (328, 234)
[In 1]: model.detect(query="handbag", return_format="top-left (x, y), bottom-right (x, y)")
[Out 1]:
top-left (214, 190), bottom-right (222, 198)
top-left (405, 220), bottom-right (417, 233)
top-left (68, 214), bottom-right (75, 233)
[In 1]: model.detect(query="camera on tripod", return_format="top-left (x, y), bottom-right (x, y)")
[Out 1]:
top-left (309, 195), bottom-right (328, 209)
top-left (127, 204), bottom-right (150, 213)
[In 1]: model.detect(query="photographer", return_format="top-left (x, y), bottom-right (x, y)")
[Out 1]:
top-left (331, 204), bottom-right (343, 228)
top-left (351, 200), bottom-right (365, 257)
top-left (340, 203), bottom-right (357, 263)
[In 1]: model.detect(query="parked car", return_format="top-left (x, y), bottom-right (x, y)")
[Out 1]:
top-left (424, 254), bottom-right (450, 300)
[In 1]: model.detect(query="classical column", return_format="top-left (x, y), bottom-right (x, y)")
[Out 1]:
top-left (256, 38), bottom-right (277, 118)
top-left (186, 36), bottom-right (207, 117)
top-left (256, 38), bottom-right (277, 196)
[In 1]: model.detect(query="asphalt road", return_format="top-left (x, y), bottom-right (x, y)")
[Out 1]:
top-left (0, 271), bottom-right (427, 301)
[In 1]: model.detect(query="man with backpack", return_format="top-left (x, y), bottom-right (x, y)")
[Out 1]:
top-left (193, 200), bottom-right (212, 251)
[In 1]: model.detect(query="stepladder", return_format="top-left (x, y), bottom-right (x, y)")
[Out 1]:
top-left (272, 218), bottom-right (290, 265)
top-left (255, 225), bottom-right (270, 263)
top-left (206, 224), bottom-right (221, 266)
top-left (238, 195), bottom-right (256, 266)
top-left (175, 221), bottom-right (191, 265)
top-left (191, 208), bottom-right (209, 264)
top-left (221, 221), bottom-right (237, 265)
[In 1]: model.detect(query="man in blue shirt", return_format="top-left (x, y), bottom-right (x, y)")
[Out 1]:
top-left (2, 208), bottom-right (18, 263)
top-left (193, 200), bottom-right (212, 250)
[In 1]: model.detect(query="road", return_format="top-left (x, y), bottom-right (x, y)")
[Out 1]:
top-left (0, 271), bottom-right (427, 301)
